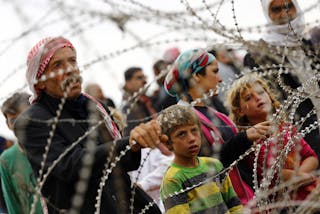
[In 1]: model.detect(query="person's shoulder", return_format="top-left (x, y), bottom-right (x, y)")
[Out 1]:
top-left (1, 144), bottom-right (19, 157)
top-left (19, 102), bottom-right (52, 120)
top-left (165, 164), bottom-right (179, 175)
top-left (200, 157), bottom-right (223, 171)
top-left (163, 164), bottom-right (184, 180)
top-left (0, 145), bottom-right (19, 159)
top-left (14, 103), bottom-right (52, 131)
top-left (200, 156), bottom-right (221, 164)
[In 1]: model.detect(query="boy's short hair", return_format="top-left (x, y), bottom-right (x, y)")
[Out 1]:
top-left (1, 92), bottom-right (30, 118)
top-left (158, 104), bottom-right (200, 143)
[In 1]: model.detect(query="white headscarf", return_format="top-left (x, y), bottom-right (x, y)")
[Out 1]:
top-left (261, 0), bottom-right (305, 47)
top-left (261, 1), bottom-right (320, 127)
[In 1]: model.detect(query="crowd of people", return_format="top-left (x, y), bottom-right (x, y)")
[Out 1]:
top-left (1, 0), bottom-right (320, 213)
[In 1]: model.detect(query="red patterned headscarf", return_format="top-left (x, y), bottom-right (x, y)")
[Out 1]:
top-left (26, 37), bottom-right (75, 103)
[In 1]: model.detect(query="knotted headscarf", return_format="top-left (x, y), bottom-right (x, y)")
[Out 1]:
top-left (261, 0), bottom-right (305, 47)
top-left (26, 37), bottom-right (75, 103)
top-left (164, 48), bottom-right (215, 99)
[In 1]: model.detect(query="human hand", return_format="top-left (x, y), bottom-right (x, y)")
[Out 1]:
top-left (282, 169), bottom-right (316, 186)
top-left (246, 121), bottom-right (271, 143)
top-left (129, 120), bottom-right (171, 156)
top-left (296, 172), bottom-right (317, 187)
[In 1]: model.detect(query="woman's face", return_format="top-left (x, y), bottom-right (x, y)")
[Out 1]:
top-left (268, 0), bottom-right (297, 25)
top-left (238, 83), bottom-right (273, 125)
top-left (196, 60), bottom-right (222, 94)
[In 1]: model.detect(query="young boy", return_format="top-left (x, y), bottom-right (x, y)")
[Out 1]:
top-left (0, 92), bottom-right (46, 213)
top-left (159, 104), bottom-right (243, 213)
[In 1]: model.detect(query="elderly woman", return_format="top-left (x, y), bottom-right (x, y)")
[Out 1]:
top-left (244, 0), bottom-right (320, 162)
top-left (261, 0), bottom-right (304, 46)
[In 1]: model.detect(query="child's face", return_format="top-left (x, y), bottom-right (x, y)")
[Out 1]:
top-left (5, 112), bottom-right (18, 130)
top-left (170, 124), bottom-right (201, 160)
top-left (238, 83), bottom-right (273, 124)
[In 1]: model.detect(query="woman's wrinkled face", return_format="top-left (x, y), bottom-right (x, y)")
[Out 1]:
top-left (268, 0), bottom-right (297, 25)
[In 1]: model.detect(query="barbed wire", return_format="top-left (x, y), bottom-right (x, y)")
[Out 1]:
top-left (1, 0), bottom-right (320, 213)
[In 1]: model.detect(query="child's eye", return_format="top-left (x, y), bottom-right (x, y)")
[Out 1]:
top-left (244, 95), bottom-right (251, 101)
top-left (178, 132), bottom-right (185, 137)
top-left (191, 127), bottom-right (199, 133)
top-left (177, 132), bottom-right (186, 138)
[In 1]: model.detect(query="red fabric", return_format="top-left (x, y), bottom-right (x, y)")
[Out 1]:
top-left (214, 111), bottom-right (238, 133)
top-left (247, 123), bottom-right (318, 200)
top-left (196, 109), bottom-right (224, 145)
top-left (36, 38), bottom-right (74, 79)
top-left (83, 93), bottom-right (121, 140)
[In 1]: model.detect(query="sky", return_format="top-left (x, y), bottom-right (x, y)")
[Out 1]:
top-left (0, 0), bottom-right (319, 139)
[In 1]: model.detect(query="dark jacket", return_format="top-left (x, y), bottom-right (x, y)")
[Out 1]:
top-left (14, 93), bottom-right (160, 214)
top-left (151, 86), bottom-right (177, 112)
top-left (121, 91), bottom-right (156, 136)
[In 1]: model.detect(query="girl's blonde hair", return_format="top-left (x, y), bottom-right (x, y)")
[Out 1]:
top-left (226, 74), bottom-right (280, 127)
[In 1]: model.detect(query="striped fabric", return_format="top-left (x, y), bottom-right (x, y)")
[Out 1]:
top-left (160, 157), bottom-right (242, 214)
